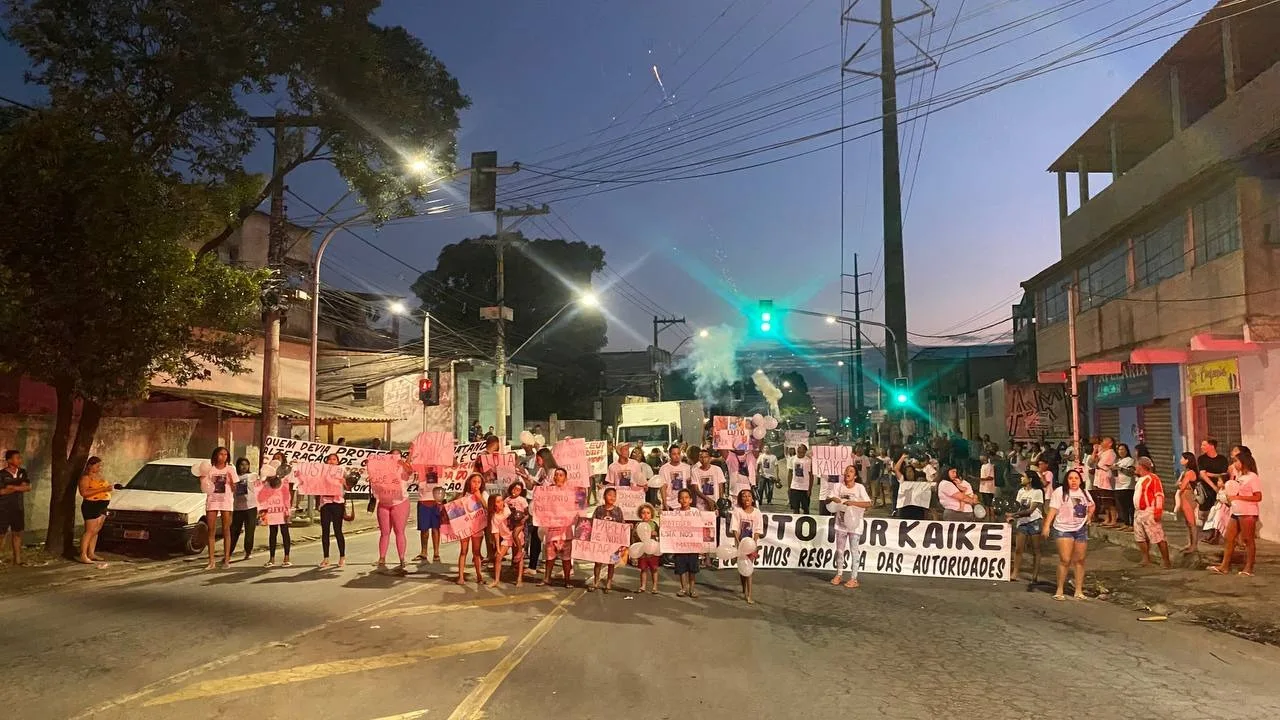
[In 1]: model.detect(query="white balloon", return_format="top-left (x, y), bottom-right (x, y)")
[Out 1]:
top-left (826, 501), bottom-right (844, 515)
top-left (191, 460), bottom-right (211, 477)
top-left (629, 542), bottom-right (645, 558)
top-left (715, 544), bottom-right (738, 562)
top-left (520, 430), bottom-right (536, 446)
top-left (636, 523), bottom-right (653, 541)
top-left (642, 539), bottom-right (660, 555)
top-left (738, 537), bottom-right (757, 557)
top-left (738, 557), bottom-right (755, 577)
top-left (751, 413), bottom-right (765, 426)
top-left (751, 426), bottom-right (767, 440)
top-left (763, 416), bottom-right (779, 430)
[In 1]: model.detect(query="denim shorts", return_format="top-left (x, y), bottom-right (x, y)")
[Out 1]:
top-left (1050, 526), bottom-right (1088, 542)
top-left (1015, 519), bottom-right (1043, 536)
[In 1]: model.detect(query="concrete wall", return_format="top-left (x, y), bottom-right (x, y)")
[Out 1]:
top-left (1236, 348), bottom-right (1280, 542)
top-left (0, 414), bottom-right (197, 537)
top-left (1060, 61), bottom-right (1280, 256)
top-left (977, 380), bottom-right (1009, 449)
top-left (152, 336), bottom-right (314, 400)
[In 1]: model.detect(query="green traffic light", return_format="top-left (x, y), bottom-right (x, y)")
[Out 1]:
top-left (895, 392), bottom-right (908, 404)
top-left (760, 321), bottom-right (771, 333)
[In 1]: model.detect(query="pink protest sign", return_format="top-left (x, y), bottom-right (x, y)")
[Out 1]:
top-left (613, 486), bottom-right (647, 521)
top-left (291, 462), bottom-right (346, 496)
top-left (553, 438), bottom-right (590, 488)
top-left (410, 431), bottom-right (455, 468)
top-left (571, 518), bottom-right (631, 564)
top-left (659, 510), bottom-right (715, 554)
top-left (532, 487), bottom-right (578, 529)
top-left (256, 480), bottom-right (291, 526)
top-left (444, 494), bottom-right (487, 540)
top-left (585, 441), bottom-right (608, 475)
top-left (366, 454), bottom-right (407, 505)
top-left (810, 445), bottom-right (852, 479)
top-left (713, 416), bottom-right (750, 451)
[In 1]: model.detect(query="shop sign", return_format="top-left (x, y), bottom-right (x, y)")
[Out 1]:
top-left (1093, 363), bottom-right (1153, 408)
top-left (1187, 358), bottom-right (1239, 397)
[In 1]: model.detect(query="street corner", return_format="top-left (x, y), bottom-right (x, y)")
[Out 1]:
top-left (74, 582), bottom-right (582, 720)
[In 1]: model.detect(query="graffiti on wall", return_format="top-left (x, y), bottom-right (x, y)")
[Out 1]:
top-left (1006, 383), bottom-right (1070, 440)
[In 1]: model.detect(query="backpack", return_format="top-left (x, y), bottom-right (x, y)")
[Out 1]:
top-left (1193, 480), bottom-right (1216, 512)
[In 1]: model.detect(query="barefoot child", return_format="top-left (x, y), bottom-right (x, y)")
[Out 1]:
top-left (830, 465), bottom-right (871, 589)
top-left (729, 488), bottom-right (765, 603)
top-left (634, 503), bottom-right (660, 594)
top-left (487, 493), bottom-right (512, 586)
top-left (505, 481), bottom-right (530, 587)
top-left (414, 469), bottom-right (444, 563)
top-left (456, 473), bottom-right (487, 585)
top-left (539, 467), bottom-right (575, 588)
top-left (589, 487), bottom-right (625, 593)
top-left (672, 489), bottom-right (703, 598)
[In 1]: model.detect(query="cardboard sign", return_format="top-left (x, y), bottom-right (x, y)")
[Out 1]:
top-left (366, 454), bottom-right (408, 505)
top-left (571, 518), bottom-right (630, 564)
top-left (712, 513), bottom-right (1012, 581)
top-left (811, 445), bottom-right (852, 480)
top-left (553, 438), bottom-right (590, 488)
top-left (265, 436), bottom-right (490, 498)
top-left (444, 494), bottom-right (488, 541)
top-left (586, 440), bottom-right (608, 475)
top-left (532, 487), bottom-right (578, 529)
top-left (291, 462), bottom-right (347, 497)
top-left (783, 430), bottom-right (809, 450)
top-left (256, 481), bottom-right (290, 526)
top-left (713, 416), bottom-right (750, 451)
top-left (410, 431), bottom-right (455, 467)
top-left (659, 510), bottom-right (715, 554)
top-left (611, 486), bottom-right (647, 521)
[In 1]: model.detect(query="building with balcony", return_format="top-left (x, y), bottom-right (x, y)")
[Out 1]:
top-left (1021, 0), bottom-right (1280, 538)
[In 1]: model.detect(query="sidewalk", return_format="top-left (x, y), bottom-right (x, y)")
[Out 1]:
top-left (0, 510), bottom-right (382, 598)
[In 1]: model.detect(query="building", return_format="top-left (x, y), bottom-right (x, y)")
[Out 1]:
top-left (1021, 0), bottom-right (1280, 538)
top-left (911, 344), bottom-right (1016, 440)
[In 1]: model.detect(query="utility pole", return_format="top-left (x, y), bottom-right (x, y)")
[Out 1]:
top-left (844, 1), bottom-right (935, 393)
top-left (842, 254), bottom-right (872, 436)
top-left (492, 204), bottom-right (549, 444)
top-left (652, 316), bottom-right (686, 401)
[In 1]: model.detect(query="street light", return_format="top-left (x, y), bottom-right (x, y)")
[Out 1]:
top-left (837, 360), bottom-right (845, 367)
top-left (782, 380), bottom-right (792, 389)
top-left (507, 291), bottom-right (599, 362)
top-left (671, 327), bottom-right (709, 355)
top-left (698, 328), bottom-right (709, 338)
top-left (825, 316), bottom-right (836, 325)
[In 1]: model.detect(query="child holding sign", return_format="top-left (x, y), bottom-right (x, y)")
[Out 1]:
top-left (505, 482), bottom-right (530, 587)
top-left (589, 487), bottom-right (625, 593)
top-left (538, 467), bottom-right (576, 588)
top-left (487, 493), bottom-right (512, 587)
top-left (456, 473), bottom-right (488, 585)
top-left (672, 489), bottom-right (703, 598)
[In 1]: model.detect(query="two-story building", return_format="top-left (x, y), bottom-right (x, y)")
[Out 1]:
top-left (1022, 0), bottom-right (1280, 538)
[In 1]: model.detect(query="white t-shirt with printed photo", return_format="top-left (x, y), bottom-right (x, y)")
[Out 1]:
top-left (1049, 487), bottom-right (1094, 532)
top-left (659, 461), bottom-right (694, 510)
top-left (1015, 487), bottom-right (1044, 525)
top-left (833, 482), bottom-right (871, 533)
top-left (692, 464), bottom-right (726, 503)
top-left (789, 456), bottom-right (813, 491)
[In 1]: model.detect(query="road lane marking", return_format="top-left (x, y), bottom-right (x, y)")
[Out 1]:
top-left (446, 589), bottom-right (584, 720)
top-left (365, 591), bottom-right (557, 620)
top-left (69, 580), bottom-right (439, 719)
top-left (142, 636), bottom-right (506, 707)
top-left (370, 711), bottom-right (430, 720)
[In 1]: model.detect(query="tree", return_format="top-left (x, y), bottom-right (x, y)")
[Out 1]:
top-left (2, 0), bottom-right (470, 253)
top-left (778, 371), bottom-right (815, 418)
top-left (0, 112), bottom-right (266, 557)
top-left (411, 233), bottom-right (607, 419)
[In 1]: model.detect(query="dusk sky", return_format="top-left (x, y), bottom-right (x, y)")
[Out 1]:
top-left (0, 0), bottom-right (1222, 396)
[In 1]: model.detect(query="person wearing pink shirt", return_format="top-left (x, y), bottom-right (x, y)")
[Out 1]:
top-left (725, 447), bottom-right (756, 498)
top-left (1210, 451), bottom-right (1264, 577)
top-left (1095, 437), bottom-right (1118, 528)
top-left (937, 467), bottom-right (979, 521)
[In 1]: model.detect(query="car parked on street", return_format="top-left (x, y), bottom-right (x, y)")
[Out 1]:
top-left (101, 457), bottom-right (217, 555)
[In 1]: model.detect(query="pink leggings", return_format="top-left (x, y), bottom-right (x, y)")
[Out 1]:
top-left (377, 501), bottom-right (410, 560)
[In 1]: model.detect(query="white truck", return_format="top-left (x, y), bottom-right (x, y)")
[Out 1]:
top-left (613, 400), bottom-right (705, 454)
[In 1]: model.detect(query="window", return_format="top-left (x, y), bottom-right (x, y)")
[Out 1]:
top-left (352, 383), bottom-right (368, 401)
top-left (1193, 187), bottom-right (1240, 265)
top-left (1135, 215), bottom-right (1186, 288)
top-left (1039, 280), bottom-right (1068, 325)
top-left (1079, 243), bottom-right (1128, 310)
top-left (982, 386), bottom-right (993, 417)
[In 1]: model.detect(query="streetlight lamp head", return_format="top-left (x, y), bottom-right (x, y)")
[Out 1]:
top-left (698, 329), bottom-right (710, 338)
top-left (782, 380), bottom-right (792, 388)
top-left (578, 291), bottom-right (599, 308)
top-left (825, 316), bottom-right (836, 324)
top-left (837, 360), bottom-right (845, 367)
top-left (407, 156), bottom-right (433, 176)
top-left (388, 300), bottom-right (408, 315)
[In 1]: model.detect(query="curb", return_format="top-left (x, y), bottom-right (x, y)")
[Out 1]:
top-left (1088, 523), bottom-right (1214, 568)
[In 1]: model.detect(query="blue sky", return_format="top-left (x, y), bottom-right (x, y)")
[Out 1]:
top-left (0, 0), bottom-right (1220, 403)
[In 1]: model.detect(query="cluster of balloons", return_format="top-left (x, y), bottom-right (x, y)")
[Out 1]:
top-left (713, 536), bottom-right (758, 577)
top-left (627, 521), bottom-right (660, 560)
top-left (748, 413), bottom-right (779, 441)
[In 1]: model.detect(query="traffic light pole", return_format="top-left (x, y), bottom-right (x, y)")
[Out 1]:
top-left (781, 307), bottom-right (904, 380)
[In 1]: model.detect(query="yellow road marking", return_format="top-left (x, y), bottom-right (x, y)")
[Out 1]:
top-left (69, 581), bottom-right (438, 719)
top-left (365, 591), bottom-right (557, 620)
top-left (446, 589), bottom-right (584, 720)
top-left (143, 636), bottom-right (506, 707)
top-left (370, 711), bottom-right (430, 720)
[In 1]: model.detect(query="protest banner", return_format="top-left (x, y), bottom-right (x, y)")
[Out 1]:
top-left (712, 513), bottom-right (1011, 581)
top-left (553, 438), bottom-right (590, 488)
top-left (659, 510), bottom-right (716, 554)
top-left (783, 430), bottom-right (809, 450)
top-left (265, 437), bottom-right (496, 498)
top-left (532, 487), bottom-right (578, 529)
top-left (712, 416), bottom-right (750, 451)
top-left (444, 494), bottom-right (487, 540)
top-left (810, 445), bottom-right (852, 480)
top-left (290, 461), bottom-right (347, 497)
top-left (256, 481), bottom-right (290, 526)
top-left (585, 440), bottom-right (608, 475)
top-left (410, 431), bottom-right (455, 467)
top-left (612, 486), bottom-right (647, 521)
top-left (366, 454), bottom-right (408, 506)
top-left (452, 440), bottom-right (489, 468)
top-left (571, 518), bottom-right (630, 564)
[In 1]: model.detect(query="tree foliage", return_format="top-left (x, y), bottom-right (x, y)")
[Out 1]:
top-left (778, 371), bottom-right (815, 418)
top-left (0, 111), bottom-right (266, 555)
top-left (2, 0), bottom-right (471, 251)
top-left (411, 233), bottom-right (608, 419)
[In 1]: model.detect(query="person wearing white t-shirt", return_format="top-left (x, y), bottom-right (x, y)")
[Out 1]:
top-left (606, 447), bottom-right (645, 489)
top-left (726, 447), bottom-right (756, 498)
top-left (788, 445), bottom-right (813, 514)
top-left (830, 467), bottom-right (872, 589)
top-left (1005, 472), bottom-right (1045, 583)
top-left (729, 488), bottom-right (765, 604)
top-left (978, 456), bottom-right (996, 508)
top-left (691, 448), bottom-right (726, 510)
top-left (755, 447), bottom-right (779, 506)
top-left (658, 446), bottom-right (694, 511)
top-left (1041, 468), bottom-right (1095, 601)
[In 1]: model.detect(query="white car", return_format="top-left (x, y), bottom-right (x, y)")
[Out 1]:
top-left (102, 457), bottom-right (219, 555)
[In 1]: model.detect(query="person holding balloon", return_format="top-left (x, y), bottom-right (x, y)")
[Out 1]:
top-left (729, 488), bottom-right (765, 604)
top-left (197, 447), bottom-right (237, 570)
top-left (830, 464), bottom-right (872, 589)
top-left (631, 503), bottom-right (661, 594)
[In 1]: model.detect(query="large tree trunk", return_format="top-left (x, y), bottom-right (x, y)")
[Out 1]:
top-left (45, 383), bottom-right (103, 558)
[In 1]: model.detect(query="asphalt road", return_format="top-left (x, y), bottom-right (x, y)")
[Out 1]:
top-left (4, 530), bottom-right (1280, 720)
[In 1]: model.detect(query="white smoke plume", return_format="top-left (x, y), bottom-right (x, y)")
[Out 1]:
top-left (674, 325), bottom-right (742, 403)
top-left (751, 369), bottom-right (782, 418)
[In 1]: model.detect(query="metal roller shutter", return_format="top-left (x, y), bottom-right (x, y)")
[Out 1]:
top-left (1205, 393), bottom-right (1242, 450)
top-left (1097, 407), bottom-right (1120, 442)
top-left (1141, 400), bottom-right (1174, 478)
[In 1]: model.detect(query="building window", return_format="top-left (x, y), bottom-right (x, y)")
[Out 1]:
top-left (1134, 215), bottom-right (1186, 288)
top-left (352, 383), bottom-right (368, 401)
top-left (1193, 187), bottom-right (1240, 265)
top-left (1079, 243), bottom-right (1128, 310)
top-left (1039, 280), bottom-right (1068, 325)
top-left (982, 386), bottom-right (993, 418)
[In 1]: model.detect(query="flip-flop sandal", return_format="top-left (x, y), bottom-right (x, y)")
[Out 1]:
top-left (831, 576), bottom-right (843, 585)
top-left (676, 589), bottom-right (687, 597)
top-left (844, 580), bottom-right (859, 588)
top-left (1053, 594), bottom-right (1066, 601)
top-left (1208, 566), bottom-right (1226, 574)
top-left (1239, 571), bottom-right (1255, 577)
top-left (689, 590), bottom-right (699, 598)
top-left (1073, 593), bottom-right (1087, 600)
